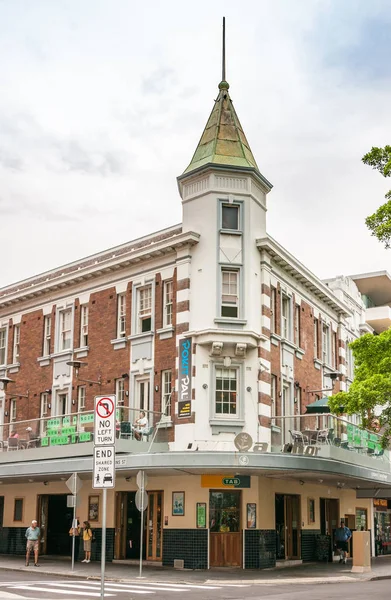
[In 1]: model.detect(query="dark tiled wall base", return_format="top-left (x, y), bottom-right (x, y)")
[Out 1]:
top-left (245, 530), bottom-right (276, 569)
top-left (90, 528), bottom-right (115, 562)
top-left (163, 529), bottom-right (208, 569)
top-left (0, 527), bottom-right (115, 563)
top-left (301, 530), bottom-right (321, 561)
top-left (0, 528), bottom-right (27, 555)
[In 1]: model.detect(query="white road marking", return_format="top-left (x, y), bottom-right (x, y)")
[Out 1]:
top-left (88, 580), bottom-right (221, 590)
top-left (11, 586), bottom-right (114, 597)
top-left (41, 582), bottom-right (151, 594)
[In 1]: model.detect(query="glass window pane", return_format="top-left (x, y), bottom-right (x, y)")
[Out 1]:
top-left (222, 205), bottom-right (239, 230)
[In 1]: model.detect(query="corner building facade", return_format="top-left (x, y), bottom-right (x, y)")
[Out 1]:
top-left (0, 77), bottom-right (389, 569)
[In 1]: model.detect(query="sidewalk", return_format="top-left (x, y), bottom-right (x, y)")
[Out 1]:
top-left (1, 555), bottom-right (391, 585)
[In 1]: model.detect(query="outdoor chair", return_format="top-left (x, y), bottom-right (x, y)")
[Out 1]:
top-left (7, 437), bottom-right (19, 451)
top-left (289, 430), bottom-right (308, 445)
top-left (316, 429), bottom-right (330, 444)
top-left (120, 421), bottom-right (132, 439)
top-left (141, 426), bottom-right (154, 442)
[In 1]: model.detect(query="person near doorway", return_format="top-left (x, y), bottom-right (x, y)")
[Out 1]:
top-left (69, 517), bottom-right (81, 560)
top-left (334, 519), bottom-right (352, 564)
top-left (82, 521), bottom-right (92, 563)
top-left (25, 520), bottom-right (40, 567)
top-left (132, 411), bottom-right (148, 441)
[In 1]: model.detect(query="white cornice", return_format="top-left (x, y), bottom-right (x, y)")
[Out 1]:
top-left (0, 230), bottom-right (199, 310)
top-left (257, 235), bottom-right (352, 318)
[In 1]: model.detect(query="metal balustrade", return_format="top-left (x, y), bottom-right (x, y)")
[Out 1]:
top-left (271, 414), bottom-right (388, 462)
top-left (0, 405), bottom-right (170, 452)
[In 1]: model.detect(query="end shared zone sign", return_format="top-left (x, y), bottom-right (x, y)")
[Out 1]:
top-left (93, 445), bottom-right (115, 489)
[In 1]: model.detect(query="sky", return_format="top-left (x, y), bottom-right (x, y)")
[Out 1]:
top-left (0, 0), bottom-right (390, 287)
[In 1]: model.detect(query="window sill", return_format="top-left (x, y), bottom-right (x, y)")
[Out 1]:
top-left (271, 424), bottom-right (281, 433)
top-left (51, 350), bottom-right (73, 359)
top-left (314, 358), bottom-right (322, 370)
top-left (209, 418), bottom-right (245, 431)
top-left (281, 338), bottom-right (296, 350)
top-left (111, 337), bottom-right (128, 350)
top-left (156, 326), bottom-right (174, 340)
top-left (219, 228), bottom-right (243, 236)
top-left (74, 346), bottom-right (89, 358)
top-left (157, 419), bottom-right (173, 429)
top-left (270, 333), bottom-right (280, 346)
top-left (7, 362), bottom-right (20, 373)
top-left (295, 348), bottom-right (305, 359)
top-left (128, 331), bottom-right (154, 341)
top-left (37, 356), bottom-right (51, 366)
top-left (214, 318), bottom-right (247, 327)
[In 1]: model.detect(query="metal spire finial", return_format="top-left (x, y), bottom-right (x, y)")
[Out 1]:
top-left (219, 17), bottom-right (229, 90)
top-left (222, 17), bottom-right (226, 82)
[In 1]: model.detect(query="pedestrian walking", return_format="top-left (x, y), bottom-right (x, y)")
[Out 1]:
top-left (25, 520), bottom-right (40, 567)
top-left (69, 517), bottom-right (81, 560)
top-left (81, 521), bottom-right (92, 563)
top-left (334, 519), bottom-right (352, 564)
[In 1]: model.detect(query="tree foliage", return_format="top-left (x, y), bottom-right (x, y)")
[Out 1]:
top-left (329, 329), bottom-right (391, 445)
top-left (363, 145), bottom-right (391, 248)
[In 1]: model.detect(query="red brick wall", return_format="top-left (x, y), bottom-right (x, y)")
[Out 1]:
top-left (73, 286), bottom-right (130, 412)
top-left (4, 310), bottom-right (53, 424)
top-left (293, 300), bottom-right (322, 413)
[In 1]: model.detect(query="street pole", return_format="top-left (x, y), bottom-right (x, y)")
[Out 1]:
top-left (139, 476), bottom-right (144, 578)
top-left (71, 498), bottom-right (76, 571)
top-left (100, 487), bottom-right (107, 600)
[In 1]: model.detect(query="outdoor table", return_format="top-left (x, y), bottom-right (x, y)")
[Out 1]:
top-left (303, 430), bottom-right (319, 444)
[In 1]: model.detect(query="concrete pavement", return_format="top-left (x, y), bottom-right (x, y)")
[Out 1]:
top-left (1, 555), bottom-right (391, 585)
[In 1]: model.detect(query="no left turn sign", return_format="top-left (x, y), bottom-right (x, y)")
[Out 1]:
top-left (94, 395), bottom-right (116, 446)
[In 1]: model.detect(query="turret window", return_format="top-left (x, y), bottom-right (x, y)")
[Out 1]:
top-left (221, 204), bottom-right (239, 230)
top-left (221, 269), bottom-right (239, 318)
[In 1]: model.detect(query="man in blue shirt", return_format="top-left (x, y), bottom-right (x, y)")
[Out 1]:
top-left (334, 519), bottom-right (352, 564)
top-left (25, 520), bottom-right (40, 567)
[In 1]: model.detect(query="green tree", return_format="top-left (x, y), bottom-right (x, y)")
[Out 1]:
top-left (329, 329), bottom-right (391, 445)
top-left (363, 145), bottom-right (391, 248)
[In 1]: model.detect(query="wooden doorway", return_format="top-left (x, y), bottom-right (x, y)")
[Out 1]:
top-left (114, 491), bottom-right (142, 560)
top-left (209, 490), bottom-right (242, 567)
top-left (320, 498), bottom-right (339, 536)
top-left (146, 491), bottom-right (163, 561)
top-left (275, 494), bottom-right (301, 560)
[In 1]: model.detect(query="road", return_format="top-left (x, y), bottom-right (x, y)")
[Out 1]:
top-left (1, 571), bottom-right (391, 600)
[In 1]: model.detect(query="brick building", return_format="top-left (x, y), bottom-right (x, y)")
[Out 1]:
top-left (0, 73), bottom-right (390, 569)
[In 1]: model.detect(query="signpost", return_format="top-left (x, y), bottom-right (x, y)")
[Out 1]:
top-left (66, 473), bottom-right (82, 572)
top-left (93, 395), bottom-right (116, 600)
top-left (136, 470), bottom-right (148, 578)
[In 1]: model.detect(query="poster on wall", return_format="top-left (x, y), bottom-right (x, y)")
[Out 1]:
top-left (178, 337), bottom-right (192, 418)
top-left (196, 503), bottom-right (207, 528)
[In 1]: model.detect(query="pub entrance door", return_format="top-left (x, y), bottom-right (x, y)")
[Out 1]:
top-left (209, 490), bottom-right (242, 567)
top-left (275, 494), bottom-right (301, 560)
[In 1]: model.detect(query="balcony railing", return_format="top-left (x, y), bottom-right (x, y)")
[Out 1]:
top-left (271, 414), bottom-right (388, 463)
top-left (0, 405), bottom-right (171, 453)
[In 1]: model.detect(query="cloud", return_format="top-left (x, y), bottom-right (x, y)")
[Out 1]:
top-left (142, 67), bottom-right (176, 95)
top-left (0, 148), bottom-right (23, 170)
top-left (56, 140), bottom-right (127, 176)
